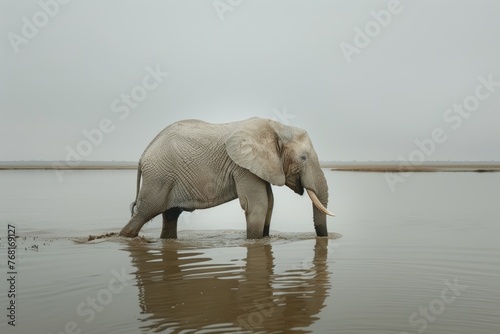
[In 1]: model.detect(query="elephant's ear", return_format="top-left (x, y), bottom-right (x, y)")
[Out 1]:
top-left (225, 118), bottom-right (286, 186)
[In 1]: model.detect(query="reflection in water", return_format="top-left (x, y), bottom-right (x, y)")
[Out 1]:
top-left (125, 238), bottom-right (331, 333)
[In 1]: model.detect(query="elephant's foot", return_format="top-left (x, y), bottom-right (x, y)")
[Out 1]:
top-left (246, 225), bottom-right (266, 239)
top-left (263, 224), bottom-right (270, 237)
top-left (245, 215), bottom-right (267, 239)
top-left (119, 220), bottom-right (143, 238)
top-left (314, 224), bottom-right (328, 237)
top-left (161, 209), bottom-right (179, 239)
top-left (119, 227), bottom-right (139, 238)
top-left (246, 232), bottom-right (264, 239)
top-left (245, 212), bottom-right (267, 239)
top-left (160, 222), bottom-right (178, 239)
top-left (160, 231), bottom-right (177, 239)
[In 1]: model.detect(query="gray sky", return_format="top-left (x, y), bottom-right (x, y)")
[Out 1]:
top-left (1, 0), bottom-right (499, 162)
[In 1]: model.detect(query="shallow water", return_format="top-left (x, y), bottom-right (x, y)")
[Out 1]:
top-left (0, 170), bottom-right (499, 333)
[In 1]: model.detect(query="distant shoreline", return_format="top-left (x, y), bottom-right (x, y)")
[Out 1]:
top-left (0, 163), bottom-right (137, 170)
top-left (327, 164), bottom-right (500, 173)
top-left (1, 161), bottom-right (499, 172)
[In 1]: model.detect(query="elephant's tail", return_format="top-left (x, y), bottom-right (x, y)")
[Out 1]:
top-left (129, 201), bottom-right (136, 217)
top-left (130, 162), bottom-right (142, 216)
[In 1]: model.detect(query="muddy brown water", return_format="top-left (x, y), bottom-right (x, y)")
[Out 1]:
top-left (0, 170), bottom-right (499, 333)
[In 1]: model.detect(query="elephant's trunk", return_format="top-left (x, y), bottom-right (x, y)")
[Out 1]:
top-left (303, 168), bottom-right (332, 237)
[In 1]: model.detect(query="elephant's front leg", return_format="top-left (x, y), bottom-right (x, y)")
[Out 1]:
top-left (263, 183), bottom-right (274, 237)
top-left (160, 207), bottom-right (182, 239)
top-left (235, 173), bottom-right (270, 239)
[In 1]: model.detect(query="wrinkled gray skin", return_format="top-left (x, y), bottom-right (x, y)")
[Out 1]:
top-left (120, 117), bottom-right (331, 239)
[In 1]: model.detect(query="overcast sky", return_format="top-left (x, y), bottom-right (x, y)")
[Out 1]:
top-left (1, 0), bottom-right (499, 163)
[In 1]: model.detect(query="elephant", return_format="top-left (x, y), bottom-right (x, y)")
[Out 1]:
top-left (119, 117), bottom-right (334, 239)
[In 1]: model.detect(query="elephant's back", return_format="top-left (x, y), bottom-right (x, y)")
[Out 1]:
top-left (140, 119), bottom-right (233, 171)
top-left (146, 119), bottom-right (230, 149)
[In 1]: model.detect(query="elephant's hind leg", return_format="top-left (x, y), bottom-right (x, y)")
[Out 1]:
top-left (120, 183), bottom-right (170, 238)
top-left (120, 210), bottom-right (157, 238)
top-left (160, 207), bottom-right (181, 239)
top-left (120, 200), bottom-right (166, 237)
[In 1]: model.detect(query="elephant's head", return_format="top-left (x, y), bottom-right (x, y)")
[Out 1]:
top-left (225, 118), bottom-right (334, 236)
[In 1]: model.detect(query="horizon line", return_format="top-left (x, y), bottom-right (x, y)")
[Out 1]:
top-left (1, 160), bottom-right (499, 172)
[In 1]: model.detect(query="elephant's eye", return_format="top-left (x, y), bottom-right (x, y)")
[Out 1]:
top-left (300, 155), bottom-right (307, 161)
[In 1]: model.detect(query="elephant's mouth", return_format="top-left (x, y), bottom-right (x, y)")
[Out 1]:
top-left (285, 175), bottom-right (304, 195)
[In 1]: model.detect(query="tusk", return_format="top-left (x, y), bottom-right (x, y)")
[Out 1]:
top-left (306, 189), bottom-right (335, 217)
